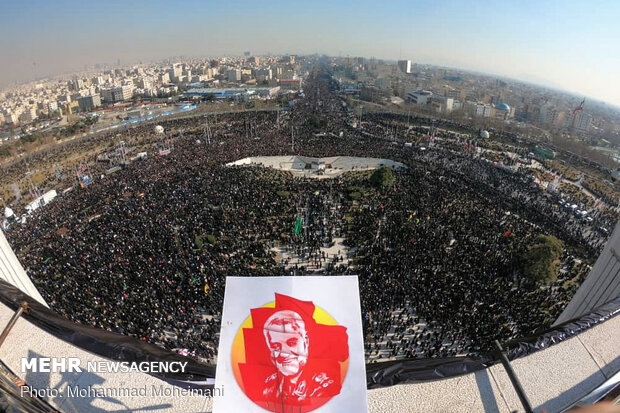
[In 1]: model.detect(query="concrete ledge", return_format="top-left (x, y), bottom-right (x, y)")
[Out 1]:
top-left (0, 301), bottom-right (618, 412)
top-left (0, 302), bottom-right (212, 413)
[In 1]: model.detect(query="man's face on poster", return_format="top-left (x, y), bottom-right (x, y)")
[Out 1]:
top-left (263, 310), bottom-right (309, 377)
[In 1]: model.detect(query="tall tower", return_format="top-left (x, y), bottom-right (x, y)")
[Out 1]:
top-left (397, 60), bottom-right (412, 74)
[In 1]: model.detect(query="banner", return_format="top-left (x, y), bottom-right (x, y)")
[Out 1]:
top-left (213, 276), bottom-right (367, 413)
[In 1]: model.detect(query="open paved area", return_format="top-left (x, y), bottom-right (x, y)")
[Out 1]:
top-left (227, 156), bottom-right (406, 178)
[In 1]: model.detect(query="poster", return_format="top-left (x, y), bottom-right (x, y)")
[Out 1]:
top-left (213, 276), bottom-right (367, 413)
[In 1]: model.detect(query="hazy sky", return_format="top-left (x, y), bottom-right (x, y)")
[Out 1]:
top-left (1, 0), bottom-right (619, 105)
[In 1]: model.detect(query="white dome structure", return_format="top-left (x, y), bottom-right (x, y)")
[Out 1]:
top-left (154, 125), bottom-right (165, 134)
top-left (480, 130), bottom-right (490, 139)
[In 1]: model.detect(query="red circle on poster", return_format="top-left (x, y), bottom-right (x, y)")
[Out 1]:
top-left (231, 293), bottom-right (349, 412)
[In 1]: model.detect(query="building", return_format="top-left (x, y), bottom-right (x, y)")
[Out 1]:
top-left (483, 105), bottom-right (494, 117)
top-left (101, 85), bottom-right (133, 103)
top-left (443, 86), bottom-right (465, 100)
top-left (47, 101), bottom-right (59, 113)
top-left (77, 94), bottom-right (102, 111)
top-left (571, 111), bottom-right (593, 133)
top-left (278, 69), bottom-right (296, 80)
top-left (70, 78), bottom-right (84, 90)
top-left (431, 95), bottom-right (454, 113)
top-left (464, 102), bottom-right (494, 117)
top-left (58, 92), bottom-right (72, 103)
top-left (240, 68), bottom-right (253, 82)
top-left (227, 69), bottom-right (241, 82)
top-left (255, 69), bottom-right (272, 81)
top-left (360, 87), bottom-right (391, 103)
top-left (539, 104), bottom-right (564, 126)
top-left (375, 78), bottom-right (391, 90)
top-left (397, 60), bottom-right (412, 74)
top-left (202, 67), bottom-right (217, 78)
top-left (183, 87), bottom-right (280, 100)
top-left (139, 78), bottom-right (152, 90)
top-left (407, 90), bottom-right (432, 105)
top-left (494, 103), bottom-right (513, 120)
top-left (278, 78), bottom-right (303, 91)
top-left (169, 63), bottom-right (182, 81)
top-left (159, 73), bottom-right (170, 84)
top-left (3, 112), bottom-right (18, 124)
top-left (19, 107), bottom-right (37, 124)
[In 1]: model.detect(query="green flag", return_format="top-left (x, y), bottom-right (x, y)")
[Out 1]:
top-left (294, 216), bottom-right (303, 236)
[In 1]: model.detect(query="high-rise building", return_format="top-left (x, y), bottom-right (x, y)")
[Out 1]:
top-left (47, 101), bottom-right (59, 113)
top-left (70, 79), bottom-right (84, 90)
top-left (227, 69), bottom-right (241, 82)
top-left (397, 60), bottom-right (412, 74)
top-left (169, 64), bottom-right (182, 82)
top-left (571, 111), bottom-right (592, 133)
top-left (58, 92), bottom-right (72, 103)
top-left (77, 95), bottom-right (102, 111)
top-left (101, 85), bottom-right (133, 103)
top-left (3, 112), bottom-right (18, 124)
top-left (139, 78), bottom-right (152, 90)
top-left (539, 104), bottom-right (562, 125)
top-left (255, 69), bottom-right (272, 81)
top-left (539, 107), bottom-right (566, 127)
top-left (19, 107), bottom-right (37, 124)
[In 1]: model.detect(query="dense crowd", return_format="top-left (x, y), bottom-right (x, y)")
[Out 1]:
top-left (5, 67), bottom-right (614, 365)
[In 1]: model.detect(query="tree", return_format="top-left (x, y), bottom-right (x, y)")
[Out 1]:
top-left (347, 191), bottom-right (362, 200)
top-left (194, 235), bottom-right (204, 250)
top-left (522, 235), bottom-right (563, 284)
top-left (370, 166), bottom-right (395, 188)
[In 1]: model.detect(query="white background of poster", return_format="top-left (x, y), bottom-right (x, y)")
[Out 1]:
top-left (213, 276), bottom-right (368, 413)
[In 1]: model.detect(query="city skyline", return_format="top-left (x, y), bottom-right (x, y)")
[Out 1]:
top-left (1, 0), bottom-right (619, 106)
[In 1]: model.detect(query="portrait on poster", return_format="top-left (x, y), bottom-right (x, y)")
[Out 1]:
top-left (213, 276), bottom-right (367, 413)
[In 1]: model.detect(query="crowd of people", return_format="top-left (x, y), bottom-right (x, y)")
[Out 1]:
top-left (4, 66), bottom-right (615, 365)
